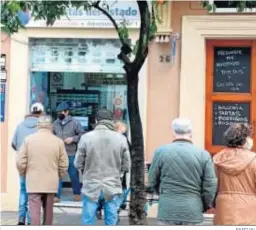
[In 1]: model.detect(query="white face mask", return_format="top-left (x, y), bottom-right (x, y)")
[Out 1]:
top-left (244, 137), bottom-right (254, 150)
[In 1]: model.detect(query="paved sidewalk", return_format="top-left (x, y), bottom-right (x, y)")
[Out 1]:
top-left (1, 211), bottom-right (213, 226)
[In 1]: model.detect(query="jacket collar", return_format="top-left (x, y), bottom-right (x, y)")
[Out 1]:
top-left (38, 128), bottom-right (52, 133)
top-left (58, 115), bottom-right (72, 125)
top-left (173, 138), bottom-right (193, 144)
top-left (95, 120), bottom-right (115, 131)
top-left (25, 114), bottom-right (41, 119)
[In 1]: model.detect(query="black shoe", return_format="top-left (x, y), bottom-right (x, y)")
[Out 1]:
top-left (18, 222), bottom-right (25, 225)
top-left (96, 210), bottom-right (102, 220)
top-left (120, 203), bottom-right (127, 210)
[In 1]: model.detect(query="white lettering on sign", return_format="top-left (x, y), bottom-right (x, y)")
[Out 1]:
top-left (213, 103), bottom-right (249, 128)
top-left (215, 81), bottom-right (245, 92)
top-left (219, 69), bottom-right (245, 75)
top-left (216, 61), bottom-right (240, 67)
top-left (217, 50), bottom-right (243, 56)
top-left (226, 56), bottom-right (235, 61)
top-left (214, 47), bottom-right (250, 93)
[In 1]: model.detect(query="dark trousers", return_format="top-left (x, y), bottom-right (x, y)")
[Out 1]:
top-left (28, 193), bottom-right (55, 225)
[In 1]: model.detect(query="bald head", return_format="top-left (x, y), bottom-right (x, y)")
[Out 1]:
top-left (115, 121), bottom-right (127, 134)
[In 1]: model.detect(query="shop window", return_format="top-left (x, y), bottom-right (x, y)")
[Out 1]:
top-left (30, 72), bottom-right (128, 131)
top-left (209, 0), bottom-right (256, 13)
top-left (29, 38), bottom-right (129, 132)
top-left (205, 40), bottom-right (256, 154)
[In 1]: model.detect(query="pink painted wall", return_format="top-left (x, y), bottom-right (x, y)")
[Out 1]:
top-left (145, 2), bottom-right (208, 161)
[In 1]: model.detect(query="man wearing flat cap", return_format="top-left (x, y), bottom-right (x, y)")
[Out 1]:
top-left (149, 118), bottom-right (217, 225)
top-left (16, 115), bottom-right (68, 225)
top-left (74, 108), bottom-right (131, 225)
top-left (53, 102), bottom-right (84, 202)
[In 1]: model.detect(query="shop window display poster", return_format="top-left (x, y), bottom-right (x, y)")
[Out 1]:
top-left (0, 83), bottom-right (6, 122)
top-left (30, 72), bottom-right (49, 109)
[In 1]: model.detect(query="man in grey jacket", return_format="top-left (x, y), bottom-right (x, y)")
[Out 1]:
top-left (149, 118), bottom-right (217, 225)
top-left (53, 102), bottom-right (84, 202)
top-left (74, 109), bottom-right (131, 225)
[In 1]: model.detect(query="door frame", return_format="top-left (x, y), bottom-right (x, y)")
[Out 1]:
top-left (205, 40), bottom-right (256, 154)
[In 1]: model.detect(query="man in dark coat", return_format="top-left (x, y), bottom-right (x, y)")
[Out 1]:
top-left (53, 102), bottom-right (84, 202)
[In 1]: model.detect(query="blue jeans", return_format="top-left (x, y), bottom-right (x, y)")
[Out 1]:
top-left (18, 176), bottom-right (31, 224)
top-left (56, 156), bottom-right (81, 198)
top-left (120, 187), bottom-right (130, 207)
top-left (82, 192), bottom-right (122, 225)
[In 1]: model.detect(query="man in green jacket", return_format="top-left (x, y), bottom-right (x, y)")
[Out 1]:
top-left (149, 118), bottom-right (217, 225)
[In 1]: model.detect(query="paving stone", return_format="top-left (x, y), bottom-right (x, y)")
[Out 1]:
top-left (1, 211), bottom-right (213, 226)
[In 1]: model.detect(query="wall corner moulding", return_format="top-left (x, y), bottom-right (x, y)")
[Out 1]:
top-left (179, 15), bottom-right (256, 149)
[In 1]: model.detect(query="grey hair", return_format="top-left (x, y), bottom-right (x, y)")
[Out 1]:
top-left (38, 115), bottom-right (52, 128)
top-left (172, 118), bottom-right (192, 135)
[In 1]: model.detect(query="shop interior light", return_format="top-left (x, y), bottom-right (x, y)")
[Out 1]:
top-left (107, 74), bottom-right (113, 78)
top-left (116, 74), bottom-right (123, 78)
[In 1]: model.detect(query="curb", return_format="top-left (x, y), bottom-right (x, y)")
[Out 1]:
top-left (53, 202), bottom-right (214, 222)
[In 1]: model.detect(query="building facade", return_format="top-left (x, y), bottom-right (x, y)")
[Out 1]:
top-left (1, 1), bottom-right (256, 212)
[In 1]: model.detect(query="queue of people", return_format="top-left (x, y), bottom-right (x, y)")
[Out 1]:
top-left (149, 119), bottom-right (256, 225)
top-left (12, 102), bottom-right (256, 225)
top-left (13, 103), bottom-right (131, 225)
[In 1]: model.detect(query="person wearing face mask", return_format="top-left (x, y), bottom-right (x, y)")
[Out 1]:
top-left (244, 136), bottom-right (254, 150)
top-left (213, 123), bottom-right (256, 225)
top-left (52, 102), bottom-right (84, 202)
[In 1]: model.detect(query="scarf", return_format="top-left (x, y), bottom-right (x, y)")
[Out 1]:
top-left (95, 119), bottom-right (115, 131)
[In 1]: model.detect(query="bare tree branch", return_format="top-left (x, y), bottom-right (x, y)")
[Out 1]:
top-left (91, 1), bottom-right (132, 66)
top-left (92, 1), bottom-right (122, 42)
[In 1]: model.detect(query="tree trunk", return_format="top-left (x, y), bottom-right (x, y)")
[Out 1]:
top-left (127, 72), bottom-right (147, 225)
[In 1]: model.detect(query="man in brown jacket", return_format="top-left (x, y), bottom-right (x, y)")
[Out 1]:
top-left (16, 115), bottom-right (69, 225)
